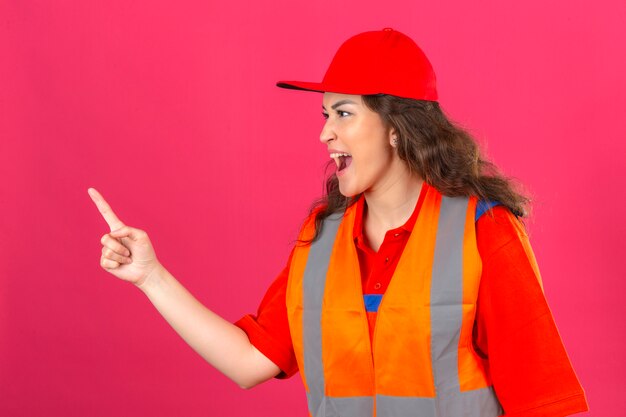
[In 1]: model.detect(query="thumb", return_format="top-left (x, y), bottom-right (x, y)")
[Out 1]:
top-left (110, 225), bottom-right (143, 241)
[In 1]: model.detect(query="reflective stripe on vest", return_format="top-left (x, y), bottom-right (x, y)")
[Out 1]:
top-left (287, 185), bottom-right (503, 417)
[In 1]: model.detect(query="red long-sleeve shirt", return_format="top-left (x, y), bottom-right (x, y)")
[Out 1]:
top-left (235, 184), bottom-right (588, 416)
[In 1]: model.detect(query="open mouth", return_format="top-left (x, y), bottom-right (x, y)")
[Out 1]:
top-left (330, 152), bottom-right (353, 173)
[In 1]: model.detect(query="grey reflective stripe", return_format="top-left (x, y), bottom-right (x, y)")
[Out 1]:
top-left (429, 196), bottom-right (502, 416)
top-left (377, 395), bottom-right (436, 417)
top-left (301, 198), bottom-right (502, 417)
top-left (377, 386), bottom-right (501, 417)
top-left (302, 214), bottom-right (357, 417)
top-left (377, 196), bottom-right (501, 417)
top-left (306, 392), bottom-right (374, 417)
top-left (302, 213), bottom-right (374, 416)
top-left (435, 385), bottom-right (502, 416)
top-left (431, 195), bottom-right (467, 394)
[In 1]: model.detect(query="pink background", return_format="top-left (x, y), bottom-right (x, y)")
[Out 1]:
top-left (1, 0), bottom-right (624, 416)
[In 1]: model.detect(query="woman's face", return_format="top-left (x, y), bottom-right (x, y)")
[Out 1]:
top-left (321, 92), bottom-right (397, 197)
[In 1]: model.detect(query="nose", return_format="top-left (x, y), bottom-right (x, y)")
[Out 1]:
top-left (319, 120), bottom-right (336, 144)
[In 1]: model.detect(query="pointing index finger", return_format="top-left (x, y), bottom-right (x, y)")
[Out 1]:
top-left (87, 187), bottom-right (125, 232)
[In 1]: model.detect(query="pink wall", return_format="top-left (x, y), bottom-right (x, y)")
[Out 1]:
top-left (1, 0), bottom-right (623, 415)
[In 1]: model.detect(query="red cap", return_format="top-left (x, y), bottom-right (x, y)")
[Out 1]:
top-left (276, 27), bottom-right (438, 101)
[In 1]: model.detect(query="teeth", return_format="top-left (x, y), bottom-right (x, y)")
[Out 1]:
top-left (330, 152), bottom-right (351, 158)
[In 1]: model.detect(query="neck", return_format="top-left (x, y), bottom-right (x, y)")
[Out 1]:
top-left (363, 167), bottom-right (424, 231)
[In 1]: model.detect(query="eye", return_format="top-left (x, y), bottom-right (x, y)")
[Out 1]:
top-left (321, 110), bottom-right (350, 120)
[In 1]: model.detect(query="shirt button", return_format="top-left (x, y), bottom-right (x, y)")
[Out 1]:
top-left (385, 257), bottom-right (389, 262)
top-left (374, 283), bottom-right (382, 290)
top-left (394, 233), bottom-right (400, 237)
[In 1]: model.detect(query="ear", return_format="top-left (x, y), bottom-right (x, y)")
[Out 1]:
top-left (389, 128), bottom-right (398, 147)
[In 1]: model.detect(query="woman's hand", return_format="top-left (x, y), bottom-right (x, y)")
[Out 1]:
top-left (88, 187), bottom-right (161, 287)
top-left (87, 187), bottom-right (281, 388)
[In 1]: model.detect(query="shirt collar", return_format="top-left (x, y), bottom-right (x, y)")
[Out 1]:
top-left (352, 182), bottom-right (429, 242)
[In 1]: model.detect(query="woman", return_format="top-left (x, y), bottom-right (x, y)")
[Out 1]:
top-left (89, 28), bottom-right (588, 416)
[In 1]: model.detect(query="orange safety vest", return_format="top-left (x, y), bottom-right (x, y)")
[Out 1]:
top-left (286, 185), bottom-right (503, 417)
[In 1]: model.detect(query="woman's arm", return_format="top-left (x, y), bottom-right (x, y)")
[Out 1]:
top-left (88, 187), bottom-right (281, 388)
top-left (138, 264), bottom-right (282, 389)
top-left (474, 207), bottom-right (589, 416)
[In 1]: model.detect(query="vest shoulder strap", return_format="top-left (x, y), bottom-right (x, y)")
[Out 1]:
top-left (475, 199), bottom-right (502, 222)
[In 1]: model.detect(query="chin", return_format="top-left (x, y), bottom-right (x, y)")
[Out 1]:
top-left (338, 183), bottom-right (362, 198)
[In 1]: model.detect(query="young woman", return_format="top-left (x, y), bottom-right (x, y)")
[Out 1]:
top-left (89, 28), bottom-right (588, 416)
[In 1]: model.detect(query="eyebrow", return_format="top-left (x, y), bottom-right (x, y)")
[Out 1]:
top-left (322, 99), bottom-right (358, 110)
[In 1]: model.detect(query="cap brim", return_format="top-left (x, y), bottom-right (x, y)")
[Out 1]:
top-left (275, 80), bottom-right (327, 93)
top-left (276, 80), bottom-right (389, 97)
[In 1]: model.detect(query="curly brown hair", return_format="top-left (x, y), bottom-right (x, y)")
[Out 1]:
top-left (300, 94), bottom-right (532, 244)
